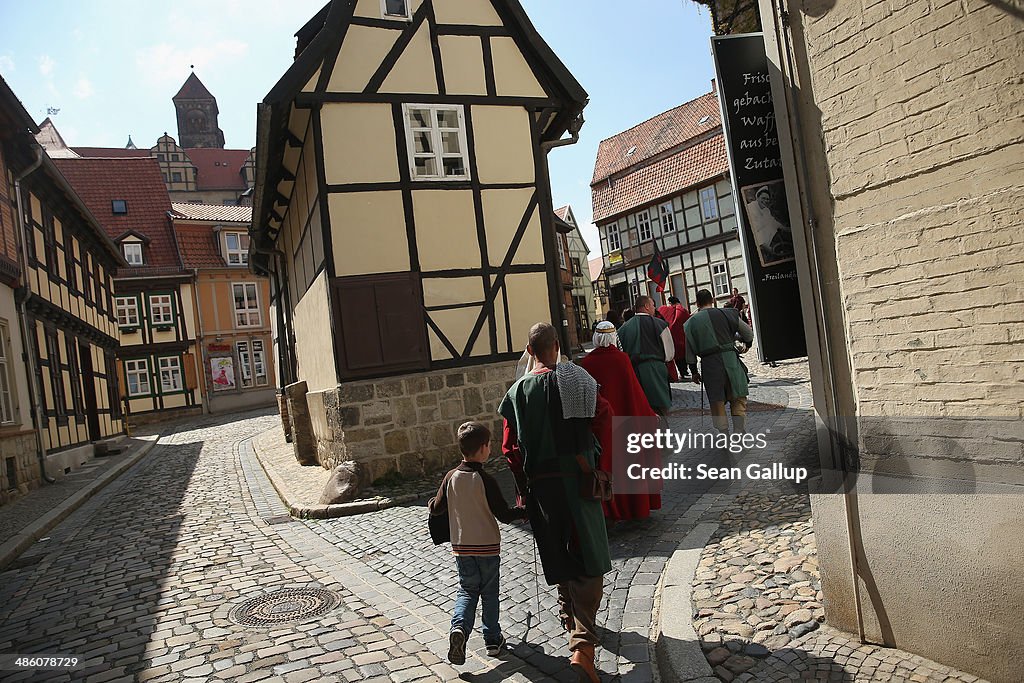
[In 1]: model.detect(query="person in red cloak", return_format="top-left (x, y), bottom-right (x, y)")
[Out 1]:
top-left (658, 296), bottom-right (690, 381)
top-left (579, 320), bottom-right (662, 521)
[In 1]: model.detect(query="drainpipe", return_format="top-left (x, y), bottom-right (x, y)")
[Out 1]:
top-left (13, 145), bottom-right (55, 483)
top-left (190, 267), bottom-right (211, 414)
top-left (539, 112), bottom-right (585, 353)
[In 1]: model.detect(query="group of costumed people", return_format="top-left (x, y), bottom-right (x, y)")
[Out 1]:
top-left (495, 291), bottom-right (754, 681)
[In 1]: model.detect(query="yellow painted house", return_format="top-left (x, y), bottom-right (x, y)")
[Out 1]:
top-left (250, 0), bottom-right (587, 476)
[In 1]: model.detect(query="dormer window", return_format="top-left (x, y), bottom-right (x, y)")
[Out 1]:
top-left (112, 200), bottom-right (127, 214)
top-left (123, 243), bottom-right (143, 266)
top-left (382, 0), bottom-right (411, 20)
top-left (224, 232), bottom-right (250, 265)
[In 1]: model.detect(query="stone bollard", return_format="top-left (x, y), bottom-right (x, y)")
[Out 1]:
top-left (284, 380), bottom-right (317, 465)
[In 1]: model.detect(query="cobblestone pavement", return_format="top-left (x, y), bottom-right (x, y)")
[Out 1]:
top-left (0, 435), bottom-right (155, 549)
top-left (0, 364), bottom-right (989, 683)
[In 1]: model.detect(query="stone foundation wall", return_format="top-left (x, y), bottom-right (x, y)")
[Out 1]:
top-left (307, 361), bottom-right (518, 482)
top-left (0, 430), bottom-right (40, 506)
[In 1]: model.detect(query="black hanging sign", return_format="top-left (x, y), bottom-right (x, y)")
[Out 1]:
top-left (712, 33), bottom-right (806, 362)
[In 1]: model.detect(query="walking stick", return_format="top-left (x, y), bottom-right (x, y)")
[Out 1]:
top-left (700, 379), bottom-right (705, 426)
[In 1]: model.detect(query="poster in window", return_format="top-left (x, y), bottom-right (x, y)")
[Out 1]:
top-left (210, 356), bottom-right (235, 391)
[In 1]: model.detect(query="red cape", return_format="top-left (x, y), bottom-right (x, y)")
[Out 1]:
top-left (580, 346), bottom-right (662, 520)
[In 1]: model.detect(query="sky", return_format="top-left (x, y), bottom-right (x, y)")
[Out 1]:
top-left (0, 0), bottom-right (716, 260)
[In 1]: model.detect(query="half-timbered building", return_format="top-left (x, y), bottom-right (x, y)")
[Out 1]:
top-left (250, 0), bottom-right (587, 478)
top-left (53, 157), bottom-right (203, 424)
top-left (591, 88), bottom-right (749, 314)
top-left (170, 203), bottom-right (276, 414)
top-left (0, 77), bottom-right (126, 505)
top-left (555, 204), bottom-right (594, 344)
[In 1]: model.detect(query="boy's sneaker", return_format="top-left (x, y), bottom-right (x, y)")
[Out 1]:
top-left (486, 635), bottom-right (506, 657)
top-left (448, 629), bottom-right (466, 665)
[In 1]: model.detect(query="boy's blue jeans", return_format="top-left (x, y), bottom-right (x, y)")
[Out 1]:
top-left (451, 555), bottom-right (502, 645)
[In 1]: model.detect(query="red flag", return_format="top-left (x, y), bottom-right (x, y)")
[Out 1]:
top-left (647, 244), bottom-right (668, 293)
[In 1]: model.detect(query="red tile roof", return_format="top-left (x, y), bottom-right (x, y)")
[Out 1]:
top-left (170, 202), bottom-right (251, 223)
top-left (174, 73), bottom-right (215, 100)
top-left (591, 133), bottom-right (728, 224)
top-left (173, 223), bottom-right (227, 269)
top-left (51, 157), bottom-right (183, 275)
top-left (588, 256), bottom-right (604, 283)
top-left (554, 205), bottom-right (571, 222)
top-left (70, 147), bottom-right (149, 158)
top-left (186, 148), bottom-right (251, 191)
top-left (591, 92), bottom-right (721, 185)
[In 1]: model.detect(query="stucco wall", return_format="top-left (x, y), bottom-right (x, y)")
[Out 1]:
top-left (292, 271), bottom-right (338, 392)
top-left (776, 1), bottom-right (1024, 680)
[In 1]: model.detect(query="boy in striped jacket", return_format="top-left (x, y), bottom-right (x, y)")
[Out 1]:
top-left (428, 421), bottom-right (527, 665)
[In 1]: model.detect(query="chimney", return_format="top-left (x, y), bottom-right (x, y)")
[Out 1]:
top-left (711, 78), bottom-right (717, 94)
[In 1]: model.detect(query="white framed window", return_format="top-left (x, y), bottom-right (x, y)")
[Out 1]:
top-left (149, 294), bottom-right (173, 325)
top-left (557, 234), bottom-right (567, 269)
top-left (238, 341), bottom-right (253, 388)
top-left (403, 104), bottom-right (469, 180)
top-left (637, 209), bottom-right (652, 242)
top-left (125, 359), bottom-right (150, 397)
top-left (700, 186), bottom-right (719, 220)
top-left (606, 222), bottom-right (621, 251)
top-left (0, 321), bottom-right (14, 424)
top-left (711, 262), bottom-right (730, 297)
top-left (660, 202), bottom-right (676, 232)
top-left (381, 0), bottom-right (411, 20)
top-left (252, 340), bottom-right (268, 386)
top-left (115, 296), bottom-right (139, 327)
top-left (224, 232), bottom-right (249, 265)
top-left (123, 242), bottom-right (144, 266)
top-left (233, 283), bottom-right (261, 328)
top-left (158, 357), bottom-right (183, 393)
top-left (237, 340), bottom-right (269, 388)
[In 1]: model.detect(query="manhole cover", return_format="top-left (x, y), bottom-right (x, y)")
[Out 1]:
top-left (229, 588), bottom-right (342, 627)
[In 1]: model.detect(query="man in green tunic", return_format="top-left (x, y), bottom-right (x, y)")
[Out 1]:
top-left (499, 323), bottom-right (611, 683)
top-left (617, 296), bottom-right (675, 415)
top-left (683, 289), bottom-right (755, 433)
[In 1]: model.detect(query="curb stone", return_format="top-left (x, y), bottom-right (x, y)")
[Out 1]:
top-left (655, 521), bottom-right (720, 682)
top-left (0, 435), bottom-right (159, 571)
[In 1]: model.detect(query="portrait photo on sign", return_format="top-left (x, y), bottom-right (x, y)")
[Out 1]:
top-left (741, 180), bottom-right (795, 267)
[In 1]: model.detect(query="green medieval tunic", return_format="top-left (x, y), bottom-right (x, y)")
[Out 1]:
top-left (683, 307), bottom-right (753, 402)
top-left (499, 369), bottom-right (612, 585)
top-left (617, 313), bottom-right (672, 411)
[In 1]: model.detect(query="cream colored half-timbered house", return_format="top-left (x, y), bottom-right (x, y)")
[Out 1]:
top-left (0, 77), bottom-right (127, 494)
top-left (54, 157), bottom-right (203, 424)
top-left (250, 0), bottom-right (587, 479)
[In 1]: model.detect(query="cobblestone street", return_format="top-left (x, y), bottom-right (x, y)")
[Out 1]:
top-left (0, 365), bottom-right (991, 682)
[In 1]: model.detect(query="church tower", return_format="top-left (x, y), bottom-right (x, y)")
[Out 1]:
top-left (172, 72), bottom-right (225, 148)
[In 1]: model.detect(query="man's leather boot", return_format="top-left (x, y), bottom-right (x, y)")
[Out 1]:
top-left (569, 643), bottom-right (599, 683)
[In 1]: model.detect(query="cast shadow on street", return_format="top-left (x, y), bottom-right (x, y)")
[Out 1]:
top-left (0, 440), bottom-right (203, 682)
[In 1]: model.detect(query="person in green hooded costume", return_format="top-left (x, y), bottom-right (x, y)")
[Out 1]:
top-left (683, 288), bottom-right (755, 433)
top-left (499, 322), bottom-right (611, 683)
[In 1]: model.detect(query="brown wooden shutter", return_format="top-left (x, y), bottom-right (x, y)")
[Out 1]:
top-left (182, 352), bottom-right (198, 390)
top-left (331, 273), bottom-right (429, 378)
top-left (115, 358), bottom-right (126, 400)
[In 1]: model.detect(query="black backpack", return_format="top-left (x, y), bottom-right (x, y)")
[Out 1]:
top-left (427, 499), bottom-right (450, 545)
